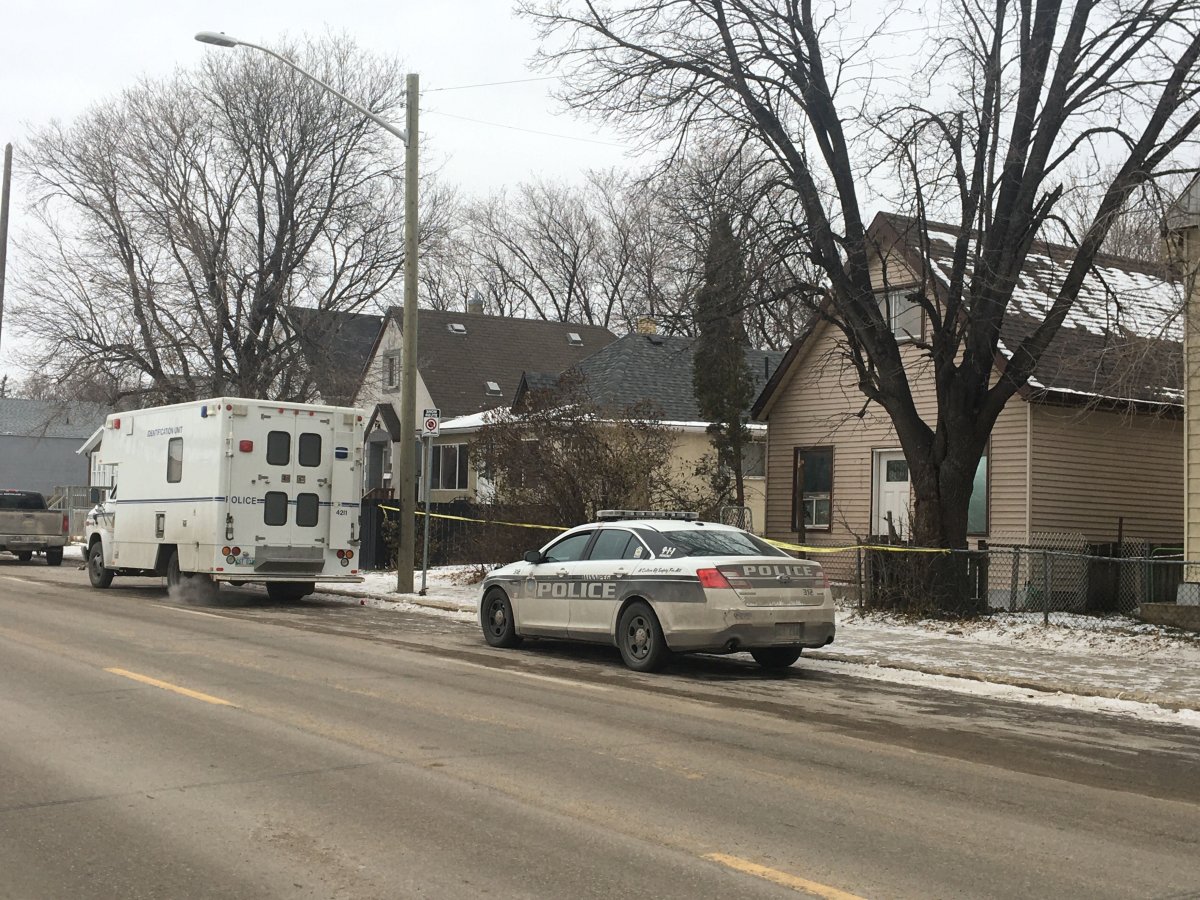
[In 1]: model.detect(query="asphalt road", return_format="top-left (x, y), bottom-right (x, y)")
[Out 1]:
top-left (2, 556), bottom-right (1199, 900)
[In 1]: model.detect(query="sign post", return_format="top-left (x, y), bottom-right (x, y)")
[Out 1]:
top-left (419, 409), bottom-right (440, 595)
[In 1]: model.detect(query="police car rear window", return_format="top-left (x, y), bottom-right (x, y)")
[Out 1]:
top-left (653, 529), bottom-right (790, 558)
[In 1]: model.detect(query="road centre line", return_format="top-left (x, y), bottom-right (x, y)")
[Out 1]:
top-left (443, 658), bottom-right (610, 691)
top-left (104, 667), bottom-right (238, 707)
top-left (703, 853), bottom-right (866, 900)
top-left (0, 575), bottom-right (48, 587)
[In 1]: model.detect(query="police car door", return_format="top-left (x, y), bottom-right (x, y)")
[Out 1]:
top-left (520, 530), bottom-right (593, 636)
top-left (568, 528), bottom-right (645, 641)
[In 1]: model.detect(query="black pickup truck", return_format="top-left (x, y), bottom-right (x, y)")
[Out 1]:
top-left (0, 490), bottom-right (67, 565)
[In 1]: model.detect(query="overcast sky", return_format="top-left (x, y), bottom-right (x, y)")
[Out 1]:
top-left (0, 0), bottom-right (635, 381)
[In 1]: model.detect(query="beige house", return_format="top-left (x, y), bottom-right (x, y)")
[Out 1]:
top-left (753, 213), bottom-right (1185, 578)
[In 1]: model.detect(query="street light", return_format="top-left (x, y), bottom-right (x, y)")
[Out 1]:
top-left (195, 31), bottom-right (422, 593)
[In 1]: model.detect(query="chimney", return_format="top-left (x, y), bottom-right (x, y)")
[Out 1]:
top-left (636, 316), bottom-right (657, 335)
top-left (467, 291), bottom-right (485, 316)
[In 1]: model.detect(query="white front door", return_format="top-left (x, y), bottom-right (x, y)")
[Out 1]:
top-left (873, 450), bottom-right (910, 538)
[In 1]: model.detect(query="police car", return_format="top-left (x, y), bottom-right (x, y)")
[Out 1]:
top-left (479, 511), bottom-right (835, 672)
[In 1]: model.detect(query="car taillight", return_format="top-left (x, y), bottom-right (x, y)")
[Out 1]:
top-left (62, 513), bottom-right (69, 534)
top-left (696, 568), bottom-right (733, 589)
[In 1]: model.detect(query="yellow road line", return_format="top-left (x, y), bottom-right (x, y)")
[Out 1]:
top-left (104, 667), bottom-right (238, 708)
top-left (703, 853), bottom-right (866, 900)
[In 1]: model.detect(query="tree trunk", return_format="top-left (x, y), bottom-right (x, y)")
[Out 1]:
top-left (906, 445), bottom-right (980, 615)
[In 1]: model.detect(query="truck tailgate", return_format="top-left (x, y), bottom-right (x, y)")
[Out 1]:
top-left (0, 511), bottom-right (63, 538)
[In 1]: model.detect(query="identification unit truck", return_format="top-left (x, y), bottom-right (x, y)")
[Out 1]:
top-left (84, 398), bottom-right (365, 600)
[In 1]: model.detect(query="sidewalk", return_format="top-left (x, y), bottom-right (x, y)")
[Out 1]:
top-left (323, 568), bottom-right (1200, 724)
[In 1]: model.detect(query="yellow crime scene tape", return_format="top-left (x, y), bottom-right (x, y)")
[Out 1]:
top-left (377, 505), bottom-right (953, 554)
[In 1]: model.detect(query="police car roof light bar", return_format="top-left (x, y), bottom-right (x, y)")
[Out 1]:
top-left (596, 509), bottom-right (699, 522)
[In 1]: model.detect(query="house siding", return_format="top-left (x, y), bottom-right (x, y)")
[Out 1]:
top-left (763, 319), bottom-right (1030, 554)
top-left (1029, 405), bottom-right (1182, 545)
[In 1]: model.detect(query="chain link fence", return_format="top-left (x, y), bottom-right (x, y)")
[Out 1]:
top-left (817, 533), bottom-right (1190, 621)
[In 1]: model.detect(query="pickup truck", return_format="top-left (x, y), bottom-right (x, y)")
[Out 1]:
top-left (0, 490), bottom-right (67, 565)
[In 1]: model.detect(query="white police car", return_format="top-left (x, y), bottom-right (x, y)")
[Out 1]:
top-left (479, 511), bottom-right (835, 672)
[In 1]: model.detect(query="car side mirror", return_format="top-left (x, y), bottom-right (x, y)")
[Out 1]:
top-left (523, 550), bottom-right (543, 564)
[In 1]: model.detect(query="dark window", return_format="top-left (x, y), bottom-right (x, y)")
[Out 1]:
top-left (264, 491), bottom-right (288, 526)
top-left (742, 442), bottom-right (766, 478)
top-left (792, 447), bottom-right (833, 531)
top-left (298, 433), bottom-right (321, 468)
top-left (0, 491), bottom-right (48, 510)
top-left (543, 532), bottom-right (593, 563)
top-left (430, 444), bottom-right (469, 491)
top-left (588, 530), bottom-right (635, 561)
top-left (296, 493), bottom-right (319, 527)
top-left (968, 448), bottom-right (989, 535)
top-left (267, 431), bottom-right (290, 466)
top-left (167, 438), bottom-right (183, 483)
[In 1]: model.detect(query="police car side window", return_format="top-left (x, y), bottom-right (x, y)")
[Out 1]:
top-left (588, 529), bottom-right (633, 561)
top-left (543, 532), bottom-right (592, 563)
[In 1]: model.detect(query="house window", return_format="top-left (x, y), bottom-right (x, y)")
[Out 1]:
top-left (741, 442), bottom-right (766, 478)
top-left (166, 438), bottom-right (183, 483)
top-left (878, 288), bottom-right (923, 341)
top-left (967, 448), bottom-right (989, 535)
top-left (485, 380), bottom-right (502, 397)
top-left (384, 353), bottom-right (400, 390)
top-left (792, 447), bottom-right (833, 531)
top-left (430, 443), bottom-right (469, 491)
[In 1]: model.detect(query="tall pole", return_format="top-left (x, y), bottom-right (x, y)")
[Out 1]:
top-left (397, 73), bottom-right (419, 593)
top-left (0, 143), bottom-right (12, 355)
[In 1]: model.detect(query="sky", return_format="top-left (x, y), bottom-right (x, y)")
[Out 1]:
top-left (0, 0), bottom-right (635, 382)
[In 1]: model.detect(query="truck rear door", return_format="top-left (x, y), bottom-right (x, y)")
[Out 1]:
top-left (241, 406), bottom-right (301, 548)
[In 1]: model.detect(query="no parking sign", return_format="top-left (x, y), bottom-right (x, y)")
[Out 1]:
top-left (422, 408), bottom-right (441, 437)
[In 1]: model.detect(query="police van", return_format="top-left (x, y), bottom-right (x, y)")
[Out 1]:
top-left (84, 398), bottom-right (365, 600)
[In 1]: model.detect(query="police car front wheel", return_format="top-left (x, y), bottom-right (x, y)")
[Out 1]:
top-left (482, 589), bottom-right (522, 648)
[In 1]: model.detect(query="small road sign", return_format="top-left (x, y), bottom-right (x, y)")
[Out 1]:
top-left (422, 408), bottom-right (441, 437)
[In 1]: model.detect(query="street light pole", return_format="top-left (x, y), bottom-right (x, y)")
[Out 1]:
top-left (195, 32), bottom-right (420, 592)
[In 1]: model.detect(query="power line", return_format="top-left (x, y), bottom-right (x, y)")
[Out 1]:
top-left (424, 108), bottom-right (628, 147)
top-left (424, 75), bottom-right (561, 93)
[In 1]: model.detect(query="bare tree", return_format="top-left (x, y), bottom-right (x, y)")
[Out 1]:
top-left (522, 0), bottom-right (1200, 602)
top-left (11, 35), bottom-right (447, 405)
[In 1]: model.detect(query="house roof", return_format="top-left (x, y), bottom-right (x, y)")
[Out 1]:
top-left (287, 308), bottom-right (385, 405)
top-left (376, 307), bottom-right (617, 418)
top-left (754, 211), bottom-right (1184, 417)
top-left (1165, 173), bottom-right (1200, 232)
top-left (0, 398), bottom-right (111, 439)
top-left (565, 332), bottom-right (786, 422)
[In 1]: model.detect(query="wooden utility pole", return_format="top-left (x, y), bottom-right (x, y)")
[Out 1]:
top-left (396, 73), bottom-right (419, 593)
top-left (0, 142), bottom-right (12, 353)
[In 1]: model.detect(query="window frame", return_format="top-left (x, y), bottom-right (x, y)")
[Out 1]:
top-left (383, 351), bottom-right (400, 390)
top-left (967, 443), bottom-right (990, 536)
top-left (166, 437), bottom-right (183, 483)
top-left (429, 443), bottom-right (470, 492)
top-left (791, 446), bottom-right (834, 533)
top-left (295, 492), bottom-right (320, 528)
top-left (542, 531), bottom-right (595, 564)
top-left (586, 528), bottom-right (649, 561)
top-left (298, 433), bottom-right (322, 468)
top-left (266, 431), bottom-right (291, 467)
top-left (263, 491), bottom-right (289, 526)
top-left (877, 286), bottom-right (925, 343)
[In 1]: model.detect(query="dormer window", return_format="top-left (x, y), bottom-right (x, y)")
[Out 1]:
top-left (485, 381), bottom-right (502, 396)
top-left (567, 332), bottom-right (583, 346)
top-left (448, 322), bottom-right (467, 335)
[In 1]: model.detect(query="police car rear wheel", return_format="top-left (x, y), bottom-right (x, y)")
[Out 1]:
top-left (482, 589), bottom-right (521, 648)
top-left (618, 602), bottom-right (669, 672)
top-left (750, 647), bottom-right (802, 670)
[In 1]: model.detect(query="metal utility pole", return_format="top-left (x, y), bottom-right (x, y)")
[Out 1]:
top-left (0, 143), bottom-right (12, 353)
top-left (397, 73), bottom-right (419, 593)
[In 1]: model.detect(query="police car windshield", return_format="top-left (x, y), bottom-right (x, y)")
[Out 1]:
top-left (657, 529), bottom-right (789, 558)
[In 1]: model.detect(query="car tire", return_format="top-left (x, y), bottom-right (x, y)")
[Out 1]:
top-left (617, 601), bottom-right (670, 672)
top-left (45, 548), bottom-right (63, 567)
top-left (481, 589), bottom-right (522, 648)
top-left (87, 542), bottom-right (114, 588)
top-left (16, 551), bottom-right (32, 562)
top-left (266, 582), bottom-right (314, 603)
top-left (750, 647), bottom-right (803, 670)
